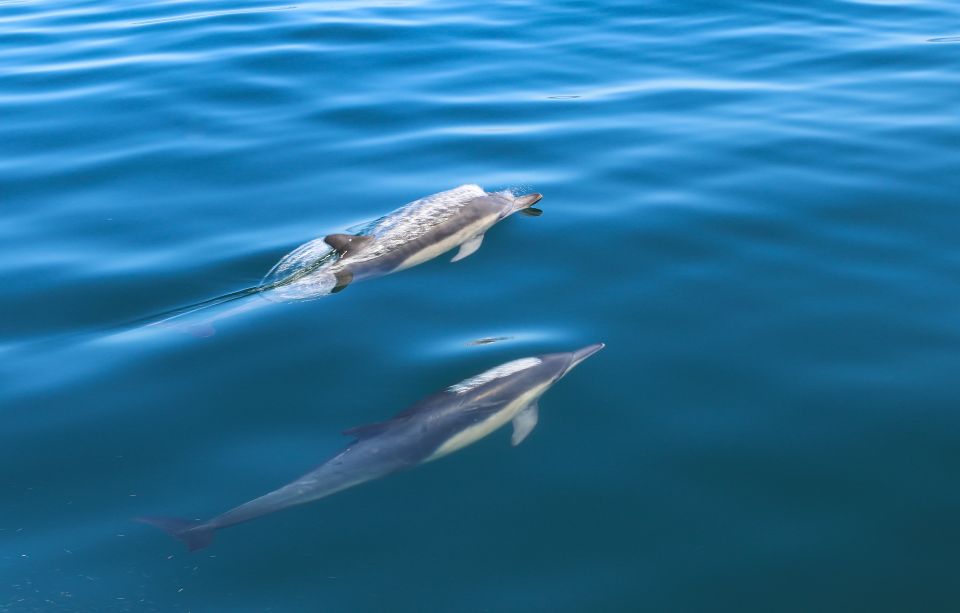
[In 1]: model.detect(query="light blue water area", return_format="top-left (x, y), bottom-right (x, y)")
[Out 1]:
top-left (3, 0), bottom-right (960, 610)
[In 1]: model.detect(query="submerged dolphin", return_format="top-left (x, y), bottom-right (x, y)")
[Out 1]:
top-left (265, 184), bottom-right (543, 297)
top-left (137, 343), bottom-right (604, 551)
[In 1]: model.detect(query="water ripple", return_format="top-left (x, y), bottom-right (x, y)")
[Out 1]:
top-left (130, 4), bottom-right (298, 26)
top-left (3, 0), bottom-right (960, 609)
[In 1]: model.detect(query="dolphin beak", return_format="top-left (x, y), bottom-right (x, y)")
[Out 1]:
top-left (514, 193), bottom-right (543, 208)
top-left (565, 342), bottom-right (605, 373)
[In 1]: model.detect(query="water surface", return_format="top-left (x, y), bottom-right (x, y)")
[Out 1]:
top-left (3, 0), bottom-right (960, 611)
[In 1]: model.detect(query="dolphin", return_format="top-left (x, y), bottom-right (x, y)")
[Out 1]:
top-left (265, 184), bottom-right (543, 296)
top-left (136, 343), bottom-right (604, 551)
top-left (143, 185), bottom-right (542, 333)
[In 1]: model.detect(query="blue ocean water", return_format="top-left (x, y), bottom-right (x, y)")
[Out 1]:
top-left (3, 0), bottom-right (960, 610)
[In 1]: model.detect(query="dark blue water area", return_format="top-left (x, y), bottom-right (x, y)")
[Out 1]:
top-left (3, 0), bottom-right (960, 610)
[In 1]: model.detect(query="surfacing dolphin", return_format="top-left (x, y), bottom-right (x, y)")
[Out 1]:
top-left (137, 343), bottom-right (604, 551)
top-left (264, 183), bottom-right (543, 298)
top-left (147, 185), bottom-right (542, 334)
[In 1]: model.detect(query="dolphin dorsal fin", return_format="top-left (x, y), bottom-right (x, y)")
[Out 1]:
top-left (324, 233), bottom-right (373, 257)
top-left (511, 403), bottom-right (539, 446)
top-left (342, 421), bottom-right (392, 439)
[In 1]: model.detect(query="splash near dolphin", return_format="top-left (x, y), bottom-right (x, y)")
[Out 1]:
top-left (148, 185), bottom-right (542, 332)
top-left (136, 343), bottom-right (603, 551)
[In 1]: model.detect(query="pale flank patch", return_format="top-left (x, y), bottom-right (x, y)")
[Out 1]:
top-left (428, 383), bottom-right (548, 460)
top-left (395, 216), bottom-right (490, 271)
top-left (447, 357), bottom-right (541, 394)
top-left (353, 184), bottom-right (487, 263)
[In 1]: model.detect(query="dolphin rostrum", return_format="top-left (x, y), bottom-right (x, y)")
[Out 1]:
top-left (263, 184), bottom-right (543, 298)
top-left (137, 343), bottom-right (604, 551)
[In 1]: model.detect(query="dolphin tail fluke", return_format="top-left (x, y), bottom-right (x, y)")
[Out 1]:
top-left (136, 516), bottom-right (215, 551)
top-left (185, 322), bottom-right (217, 338)
top-left (129, 284), bottom-right (270, 338)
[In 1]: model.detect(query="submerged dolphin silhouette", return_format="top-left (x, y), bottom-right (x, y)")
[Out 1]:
top-left (137, 343), bottom-right (604, 551)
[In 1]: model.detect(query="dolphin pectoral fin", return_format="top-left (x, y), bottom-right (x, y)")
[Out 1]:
top-left (331, 269), bottom-right (353, 294)
top-left (451, 234), bottom-right (484, 262)
top-left (324, 233), bottom-right (374, 257)
top-left (511, 403), bottom-right (540, 446)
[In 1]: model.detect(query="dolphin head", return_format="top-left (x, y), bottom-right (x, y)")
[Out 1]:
top-left (535, 342), bottom-right (605, 383)
top-left (495, 191), bottom-right (543, 219)
top-left (566, 342), bottom-right (605, 372)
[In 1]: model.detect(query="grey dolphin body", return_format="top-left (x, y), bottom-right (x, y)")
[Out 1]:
top-left (322, 187), bottom-right (542, 292)
top-left (266, 185), bottom-right (543, 297)
top-left (137, 343), bottom-right (604, 551)
top-left (145, 186), bottom-right (541, 334)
